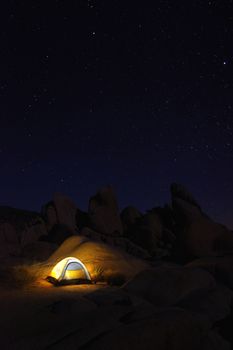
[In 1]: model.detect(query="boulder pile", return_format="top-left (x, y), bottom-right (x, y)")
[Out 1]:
top-left (1, 183), bottom-right (233, 264)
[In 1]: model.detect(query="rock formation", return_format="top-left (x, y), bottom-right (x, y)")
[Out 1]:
top-left (171, 183), bottom-right (233, 261)
top-left (121, 206), bottom-right (142, 232)
top-left (42, 193), bottom-right (77, 233)
top-left (0, 206), bottom-right (48, 263)
top-left (88, 186), bottom-right (123, 236)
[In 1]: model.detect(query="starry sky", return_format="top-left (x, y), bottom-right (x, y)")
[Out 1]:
top-left (1, 1), bottom-right (233, 227)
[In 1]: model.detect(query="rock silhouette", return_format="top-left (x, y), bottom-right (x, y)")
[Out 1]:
top-left (42, 192), bottom-right (77, 232)
top-left (1, 183), bottom-right (233, 263)
top-left (88, 186), bottom-right (123, 236)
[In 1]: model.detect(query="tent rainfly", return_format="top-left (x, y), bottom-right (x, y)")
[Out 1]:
top-left (47, 257), bottom-right (92, 285)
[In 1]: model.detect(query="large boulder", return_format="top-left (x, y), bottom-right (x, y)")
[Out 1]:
top-left (171, 183), bottom-right (202, 210)
top-left (22, 241), bottom-right (57, 261)
top-left (88, 187), bottom-right (123, 236)
top-left (202, 331), bottom-right (230, 350)
top-left (139, 212), bottom-right (163, 240)
top-left (186, 255), bottom-right (233, 290)
top-left (20, 218), bottom-right (47, 246)
top-left (53, 192), bottom-right (77, 232)
top-left (121, 206), bottom-right (142, 232)
top-left (85, 287), bottom-right (132, 307)
top-left (42, 193), bottom-right (77, 233)
top-left (0, 222), bottom-right (20, 259)
top-left (38, 302), bottom-right (134, 350)
top-left (215, 312), bottom-right (233, 348)
top-left (147, 205), bottom-right (177, 235)
top-left (123, 266), bottom-right (216, 307)
top-left (0, 207), bottom-right (48, 262)
top-left (125, 212), bottom-right (167, 256)
top-left (40, 223), bottom-right (75, 245)
top-left (84, 308), bottom-right (215, 350)
top-left (173, 201), bottom-right (233, 259)
top-left (42, 202), bottom-right (57, 231)
top-left (172, 197), bottom-right (202, 224)
top-left (171, 184), bottom-right (233, 260)
top-left (182, 217), bottom-right (233, 258)
top-left (178, 283), bottom-right (233, 325)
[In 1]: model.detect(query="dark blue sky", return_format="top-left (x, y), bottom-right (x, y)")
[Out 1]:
top-left (0, 1), bottom-right (233, 228)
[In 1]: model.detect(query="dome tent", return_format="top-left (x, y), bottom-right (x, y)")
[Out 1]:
top-left (47, 256), bottom-right (92, 285)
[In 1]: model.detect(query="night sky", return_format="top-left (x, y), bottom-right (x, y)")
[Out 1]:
top-left (1, 1), bottom-right (233, 227)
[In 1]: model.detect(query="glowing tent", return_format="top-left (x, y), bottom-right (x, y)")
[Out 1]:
top-left (47, 256), bottom-right (92, 285)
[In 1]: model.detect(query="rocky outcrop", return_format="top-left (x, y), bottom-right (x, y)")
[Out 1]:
top-left (40, 223), bottom-right (75, 245)
top-left (172, 197), bottom-right (202, 225)
top-left (186, 255), bottom-right (233, 290)
top-left (88, 187), bottom-right (123, 236)
top-left (123, 265), bottom-right (216, 307)
top-left (0, 207), bottom-right (48, 262)
top-left (42, 193), bottom-right (77, 233)
top-left (171, 184), bottom-right (233, 260)
top-left (1, 183), bottom-right (233, 266)
top-left (84, 307), bottom-right (226, 350)
top-left (80, 227), bottom-right (150, 259)
top-left (0, 222), bottom-right (20, 259)
top-left (53, 193), bottom-right (77, 231)
top-left (22, 241), bottom-right (57, 261)
top-left (121, 206), bottom-right (142, 232)
top-left (178, 283), bottom-right (233, 325)
top-left (183, 217), bottom-right (233, 258)
top-left (131, 212), bottom-right (163, 254)
top-left (42, 202), bottom-right (57, 231)
top-left (20, 218), bottom-right (47, 246)
top-left (124, 211), bottom-right (172, 258)
top-left (171, 183), bottom-right (202, 210)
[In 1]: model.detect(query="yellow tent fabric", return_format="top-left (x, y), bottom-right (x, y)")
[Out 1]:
top-left (49, 256), bottom-right (91, 282)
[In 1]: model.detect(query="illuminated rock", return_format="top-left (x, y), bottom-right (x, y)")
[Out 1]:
top-left (47, 235), bottom-right (148, 283)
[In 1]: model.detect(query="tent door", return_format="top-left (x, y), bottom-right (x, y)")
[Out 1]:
top-left (63, 262), bottom-right (87, 280)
